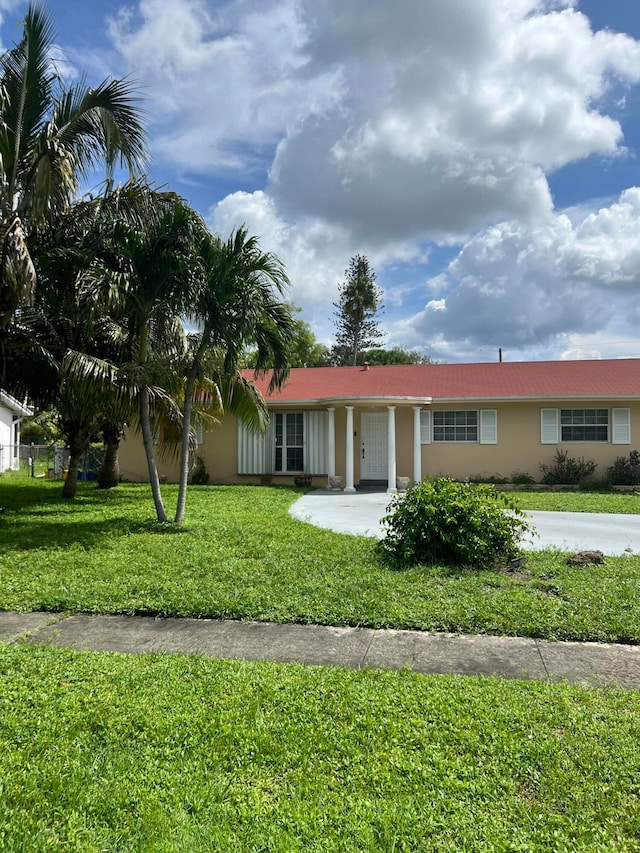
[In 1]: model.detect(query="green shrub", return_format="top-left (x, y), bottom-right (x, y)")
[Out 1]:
top-left (468, 473), bottom-right (509, 484)
top-left (511, 471), bottom-right (535, 485)
top-left (539, 449), bottom-right (597, 485)
top-left (190, 456), bottom-right (210, 486)
top-left (608, 450), bottom-right (640, 486)
top-left (379, 478), bottom-right (530, 569)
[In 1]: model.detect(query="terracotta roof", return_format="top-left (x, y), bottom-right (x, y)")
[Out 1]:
top-left (244, 359), bottom-right (640, 403)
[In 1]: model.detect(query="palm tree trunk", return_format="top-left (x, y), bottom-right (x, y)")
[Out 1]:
top-left (62, 436), bottom-right (84, 500)
top-left (98, 422), bottom-right (122, 489)
top-left (174, 365), bottom-right (198, 524)
top-left (140, 385), bottom-right (167, 522)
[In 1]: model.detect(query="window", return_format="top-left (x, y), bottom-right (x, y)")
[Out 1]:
top-left (433, 410), bottom-right (478, 442)
top-left (275, 412), bottom-right (304, 472)
top-left (560, 409), bottom-right (608, 442)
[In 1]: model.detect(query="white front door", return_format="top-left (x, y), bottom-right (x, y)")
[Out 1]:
top-left (360, 412), bottom-right (388, 480)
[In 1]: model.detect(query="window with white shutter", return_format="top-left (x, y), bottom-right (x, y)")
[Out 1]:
top-left (420, 410), bottom-right (431, 444)
top-left (611, 408), bottom-right (631, 445)
top-left (479, 410), bottom-right (497, 444)
top-left (541, 409), bottom-right (559, 444)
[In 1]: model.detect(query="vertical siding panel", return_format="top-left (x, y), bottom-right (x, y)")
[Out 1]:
top-left (304, 410), bottom-right (328, 475)
top-left (237, 417), bottom-right (275, 474)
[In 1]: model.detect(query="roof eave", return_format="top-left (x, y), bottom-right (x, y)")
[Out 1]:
top-left (0, 390), bottom-right (33, 416)
top-left (264, 395), bottom-right (434, 406)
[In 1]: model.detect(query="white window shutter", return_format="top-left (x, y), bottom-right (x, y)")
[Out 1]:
top-left (420, 410), bottom-right (431, 444)
top-left (479, 409), bottom-right (497, 444)
top-left (541, 409), bottom-right (559, 444)
top-left (237, 417), bottom-right (274, 474)
top-left (304, 411), bottom-right (328, 474)
top-left (194, 423), bottom-right (204, 445)
top-left (611, 408), bottom-right (631, 445)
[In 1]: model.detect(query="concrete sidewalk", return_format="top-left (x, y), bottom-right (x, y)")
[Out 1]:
top-left (1, 610), bottom-right (639, 689)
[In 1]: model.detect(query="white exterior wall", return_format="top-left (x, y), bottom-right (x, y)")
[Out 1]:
top-left (0, 406), bottom-right (18, 470)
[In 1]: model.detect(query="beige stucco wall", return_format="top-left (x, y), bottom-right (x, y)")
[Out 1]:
top-left (117, 399), bottom-right (640, 485)
top-left (423, 400), bottom-right (640, 481)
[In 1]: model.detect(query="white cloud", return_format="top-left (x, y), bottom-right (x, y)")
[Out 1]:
top-left (396, 188), bottom-right (640, 360)
top-left (209, 190), bottom-right (423, 342)
top-left (109, 0), bottom-right (341, 173)
top-left (108, 0), bottom-right (640, 242)
top-left (102, 0), bottom-right (640, 360)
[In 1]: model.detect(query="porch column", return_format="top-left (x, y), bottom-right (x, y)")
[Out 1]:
top-left (387, 405), bottom-right (397, 494)
top-left (413, 406), bottom-right (422, 484)
top-left (344, 406), bottom-right (355, 493)
top-left (327, 407), bottom-right (336, 484)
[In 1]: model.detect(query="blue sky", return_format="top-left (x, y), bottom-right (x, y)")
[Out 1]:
top-left (3, 0), bottom-right (640, 363)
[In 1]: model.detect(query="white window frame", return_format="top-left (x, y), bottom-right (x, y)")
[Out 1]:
top-left (541, 407), bottom-right (630, 444)
top-left (560, 408), bottom-right (609, 443)
top-left (274, 412), bottom-right (305, 473)
top-left (432, 410), bottom-right (478, 443)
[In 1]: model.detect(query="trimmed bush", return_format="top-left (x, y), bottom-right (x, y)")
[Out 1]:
top-left (379, 478), bottom-right (531, 569)
top-left (511, 471), bottom-right (535, 485)
top-left (539, 450), bottom-right (597, 485)
top-left (190, 456), bottom-right (210, 486)
top-left (608, 450), bottom-right (640, 486)
top-left (468, 473), bottom-right (509, 484)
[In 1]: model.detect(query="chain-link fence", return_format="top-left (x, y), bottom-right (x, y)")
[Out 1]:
top-left (1, 444), bottom-right (103, 479)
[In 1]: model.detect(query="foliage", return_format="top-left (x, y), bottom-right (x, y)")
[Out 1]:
top-left (2, 480), bottom-right (640, 642)
top-left (2, 646), bottom-right (640, 852)
top-left (511, 470), bottom-right (536, 485)
top-left (19, 408), bottom-right (61, 444)
top-left (540, 449), bottom-right (597, 485)
top-left (0, 2), bottom-right (146, 337)
top-left (190, 456), bottom-right (210, 486)
top-left (331, 254), bottom-right (384, 366)
top-left (608, 450), bottom-right (640, 486)
top-left (379, 478), bottom-right (530, 569)
top-left (174, 225), bottom-right (294, 523)
top-left (468, 473), bottom-right (509, 484)
top-left (359, 346), bottom-right (433, 365)
top-left (244, 304), bottom-right (330, 368)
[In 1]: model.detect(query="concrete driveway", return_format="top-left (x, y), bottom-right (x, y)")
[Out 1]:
top-left (289, 490), bottom-right (640, 556)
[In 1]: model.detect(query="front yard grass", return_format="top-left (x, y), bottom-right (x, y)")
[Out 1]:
top-left (1, 480), bottom-right (639, 642)
top-left (514, 489), bottom-right (640, 514)
top-left (1, 644), bottom-right (639, 852)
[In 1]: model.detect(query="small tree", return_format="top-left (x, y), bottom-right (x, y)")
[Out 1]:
top-left (331, 255), bottom-right (384, 366)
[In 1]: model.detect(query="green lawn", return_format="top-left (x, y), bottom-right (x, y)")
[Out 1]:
top-left (514, 489), bottom-right (640, 514)
top-left (1, 644), bottom-right (639, 853)
top-left (1, 480), bottom-right (640, 642)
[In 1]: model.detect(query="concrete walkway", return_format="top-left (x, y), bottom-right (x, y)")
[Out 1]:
top-left (289, 490), bottom-right (640, 555)
top-left (1, 610), bottom-right (639, 689)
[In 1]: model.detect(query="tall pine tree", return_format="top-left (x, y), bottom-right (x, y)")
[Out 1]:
top-left (331, 255), bottom-right (384, 366)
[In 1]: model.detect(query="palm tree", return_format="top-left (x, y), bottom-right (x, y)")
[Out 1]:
top-left (81, 185), bottom-right (204, 521)
top-left (0, 2), bottom-right (147, 338)
top-left (174, 227), bottom-right (294, 524)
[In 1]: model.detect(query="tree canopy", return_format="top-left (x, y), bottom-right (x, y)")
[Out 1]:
top-left (0, 2), bottom-right (147, 339)
top-left (331, 255), bottom-right (384, 366)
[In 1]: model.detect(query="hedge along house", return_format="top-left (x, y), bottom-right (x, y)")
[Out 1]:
top-left (0, 390), bottom-right (32, 471)
top-left (117, 358), bottom-right (640, 491)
